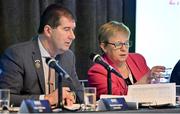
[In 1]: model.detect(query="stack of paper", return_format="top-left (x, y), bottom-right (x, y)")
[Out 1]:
top-left (127, 83), bottom-right (176, 106)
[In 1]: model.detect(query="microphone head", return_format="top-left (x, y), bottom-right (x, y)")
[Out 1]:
top-left (45, 57), bottom-right (56, 68)
top-left (89, 53), bottom-right (101, 62)
top-left (89, 53), bottom-right (96, 60)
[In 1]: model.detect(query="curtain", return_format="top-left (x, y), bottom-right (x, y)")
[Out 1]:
top-left (0, 0), bottom-right (135, 79)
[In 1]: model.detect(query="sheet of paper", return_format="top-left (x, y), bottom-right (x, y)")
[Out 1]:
top-left (127, 83), bottom-right (176, 106)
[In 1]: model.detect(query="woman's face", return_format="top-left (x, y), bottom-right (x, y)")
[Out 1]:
top-left (101, 32), bottom-right (130, 65)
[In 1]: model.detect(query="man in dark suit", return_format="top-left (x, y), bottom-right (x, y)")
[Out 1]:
top-left (0, 4), bottom-right (84, 107)
top-left (170, 60), bottom-right (180, 85)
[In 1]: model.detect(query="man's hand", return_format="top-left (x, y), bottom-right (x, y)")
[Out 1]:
top-left (44, 87), bottom-right (76, 107)
top-left (44, 89), bottom-right (58, 106)
top-left (63, 87), bottom-right (76, 106)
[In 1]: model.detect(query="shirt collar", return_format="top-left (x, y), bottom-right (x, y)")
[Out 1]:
top-left (38, 37), bottom-right (51, 58)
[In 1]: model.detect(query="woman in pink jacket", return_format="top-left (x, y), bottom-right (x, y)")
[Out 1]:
top-left (88, 21), bottom-right (165, 99)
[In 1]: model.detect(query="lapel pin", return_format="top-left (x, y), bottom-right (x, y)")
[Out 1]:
top-left (35, 59), bottom-right (41, 69)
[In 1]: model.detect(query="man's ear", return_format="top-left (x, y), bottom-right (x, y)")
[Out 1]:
top-left (100, 43), bottom-right (107, 53)
top-left (43, 25), bottom-right (52, 37)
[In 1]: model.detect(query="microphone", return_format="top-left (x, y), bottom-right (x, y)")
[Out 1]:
top-left (46, 57), bottom-right (70, 79)
top-left (46, 57), bottom-right (82, 103)
top-left (89, 53), bottom-right (123, 78)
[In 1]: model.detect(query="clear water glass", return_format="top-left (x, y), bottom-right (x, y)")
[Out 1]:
top-left (151, 68), bottom-right (172, 84)
top-left (0, 89), bottom-right (10, 111)
top-left (159, 68), bottom-right (172, 83)
top-left (84, 87), bottom-right (96, 111)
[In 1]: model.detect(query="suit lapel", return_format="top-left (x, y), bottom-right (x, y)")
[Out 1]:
top-left (32, 38), bottom-right (45, 93)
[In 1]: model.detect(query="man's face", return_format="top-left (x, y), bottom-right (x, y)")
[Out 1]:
top-left (50, 16), bottom-right (76, 54)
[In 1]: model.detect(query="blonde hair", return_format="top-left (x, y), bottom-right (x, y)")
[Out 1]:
top-left (98, 21), bottom-right (131, 44)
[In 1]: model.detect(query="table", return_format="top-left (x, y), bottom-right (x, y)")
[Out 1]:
top-left (5, 104), bottom-right (180, 113)
top-left (63, 106), bottom-right (180, 113)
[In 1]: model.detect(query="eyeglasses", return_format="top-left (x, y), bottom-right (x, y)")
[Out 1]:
top-left (105, 41), bottom-right (132, 48)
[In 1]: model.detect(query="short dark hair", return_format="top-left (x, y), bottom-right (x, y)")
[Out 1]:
top-left (38, 4), bottom-right (75, 33)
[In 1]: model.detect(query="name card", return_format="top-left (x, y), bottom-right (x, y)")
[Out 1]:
top-left (97, 97), bottom-right (128, 111)
top-left (19, 100), bottom-right (52, 113)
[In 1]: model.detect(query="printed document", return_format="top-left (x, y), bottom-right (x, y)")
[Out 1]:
top-left (127, 83), bottom-right (176, 106)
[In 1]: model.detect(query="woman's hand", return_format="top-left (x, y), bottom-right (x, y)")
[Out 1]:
top-left (135, 71), bottom-right (151, 84)
top-left (135, 66), bottom-right (165, 84)
top-left (150, 66), bottom-right (166, 83)
top-left (150, 66), bottom-right (166, 77)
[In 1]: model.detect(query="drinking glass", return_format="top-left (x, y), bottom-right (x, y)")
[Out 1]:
top-left (84, 87), bottom-right (96, 111)
top-left (0, 89), bottom-right (10, 111)
top-left (159, 68), bottom-right (172, 83)
top-left (151, 68), bottom-right (172, 84)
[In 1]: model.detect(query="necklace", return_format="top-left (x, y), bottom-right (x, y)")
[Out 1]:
top-left (125, 64), bottom-right (134, 84)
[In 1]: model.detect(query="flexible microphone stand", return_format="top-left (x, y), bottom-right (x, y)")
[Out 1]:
top-left (46, 58), bottom-right (63, 110)
top-left (107, 68), bottom-right (112, 94)
top-left (57, 74), bottom-right (63, 109)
